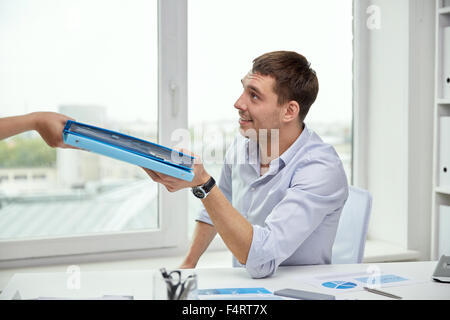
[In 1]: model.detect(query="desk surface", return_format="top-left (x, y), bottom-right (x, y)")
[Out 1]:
top-left (0, 261), bottom-right (448, 300)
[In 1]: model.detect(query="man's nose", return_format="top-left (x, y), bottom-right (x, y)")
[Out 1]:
top-left (234, 94), bottom-right (247, 111)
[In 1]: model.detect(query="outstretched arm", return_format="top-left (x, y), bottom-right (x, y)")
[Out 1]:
top-left (0, 112), bottom-right (75, 148)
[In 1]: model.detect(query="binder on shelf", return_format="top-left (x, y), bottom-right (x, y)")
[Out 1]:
top-left (439, 205), bottom-right (450, 257)
top-left (62, 120), bottom-right (195, 182)
top-left (440, 117), bottom-right (450, 188)
top-left (444, 27), bottom-right (450, 99)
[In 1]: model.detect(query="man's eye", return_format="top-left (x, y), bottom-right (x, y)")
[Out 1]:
top-left (250, 92), bottom-right (258, 100)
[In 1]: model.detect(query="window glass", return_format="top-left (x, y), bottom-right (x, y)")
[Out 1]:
top-left (0, 0), bottom-right (159, 240)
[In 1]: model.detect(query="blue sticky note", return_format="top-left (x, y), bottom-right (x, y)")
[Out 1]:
top-left (354, 274), bottom-right (408, 284)
top-left (198, 288), bottom-right (272, 295)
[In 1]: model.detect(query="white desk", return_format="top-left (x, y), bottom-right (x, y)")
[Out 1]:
top-left (0, 261), bottom-right (448, 300)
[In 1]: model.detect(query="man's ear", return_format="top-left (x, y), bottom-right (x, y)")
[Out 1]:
top-left (282, 101), bottom-right (300, 123)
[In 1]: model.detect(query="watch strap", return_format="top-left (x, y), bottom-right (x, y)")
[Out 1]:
top-left (200, 176), bottom-right (216, 194)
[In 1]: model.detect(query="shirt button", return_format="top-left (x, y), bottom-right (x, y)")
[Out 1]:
top-left (251, 187), bottom-right (256, 191)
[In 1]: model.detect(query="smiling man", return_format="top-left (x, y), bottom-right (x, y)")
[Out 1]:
top-left (144, 51), bottom-right (349, 278)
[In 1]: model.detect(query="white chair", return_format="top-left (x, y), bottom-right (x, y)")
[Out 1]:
top-left (332, 186), bottom-right (372, 264)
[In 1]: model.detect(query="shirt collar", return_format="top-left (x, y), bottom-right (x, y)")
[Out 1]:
top-left (278, 123), bottom-right (310, 166)
top-left (244, 123), bottom-right (311, 175)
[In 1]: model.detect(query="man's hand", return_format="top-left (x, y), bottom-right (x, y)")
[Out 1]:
top-left (31, 112), bottom-right (76, 149)
top-left (143, 149), bottom-right (211, 192)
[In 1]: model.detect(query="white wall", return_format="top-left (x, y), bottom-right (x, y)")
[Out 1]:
top-left (407, 0), bottom-right (435, 261)
top-left (366, 0), bottom-right (410, 247)
top-left (356, 0), bottom-right (434, 258)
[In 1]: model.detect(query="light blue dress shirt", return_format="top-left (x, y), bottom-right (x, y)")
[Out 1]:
top-left (196, 124), bottom-right (349, 278)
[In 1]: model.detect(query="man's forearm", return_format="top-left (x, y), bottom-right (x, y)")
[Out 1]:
top-left (143, 156), bottom-right (253, 265)
top-left (0, 113), bottom-right (35, 140)
top-left (181, 221), bottom-right (217, 267)
top-left (201, 185), bottom-right (253, 265)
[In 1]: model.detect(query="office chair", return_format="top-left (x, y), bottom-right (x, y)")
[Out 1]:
top-left (331, 186), bottom-right (372, 264)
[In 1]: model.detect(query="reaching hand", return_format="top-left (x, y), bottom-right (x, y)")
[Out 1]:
top-left (142, 148), bottom-right (210, 192)
top-left (31, 112), bottom-right (76, 149)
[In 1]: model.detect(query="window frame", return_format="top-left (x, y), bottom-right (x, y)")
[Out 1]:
top-left (0, 0), bottom-right (189, 263)
top-left (352, 0), bottom-right (369, 190)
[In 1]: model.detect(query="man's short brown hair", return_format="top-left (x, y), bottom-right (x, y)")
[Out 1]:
top-left (252, 51), bottom-right (319, 123)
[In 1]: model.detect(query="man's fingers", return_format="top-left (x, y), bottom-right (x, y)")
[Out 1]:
top-left (143, 168), bottom-right (186, 193)
top-left (150, 170), bottom-right (166, 181)
top-left (173, 147), bottom-right (200, 159)
top-left (151, 170), bottom-right (180, 184)
top-left (146, 169), bottom-right (177, 185)
top-left (176, 147), bottom-right (193, 156)
top-left (59, 143), bottom-right (79, 150)
top-left (171, 148), bottom-right (204, 168)
top-left (148, 171), bottom-right (161, 182)
top-left (144, 168), bottom-right (161, 182)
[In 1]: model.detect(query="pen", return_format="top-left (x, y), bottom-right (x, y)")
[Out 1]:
top-left (178, 278), bottom-right (195, 300)
top-left (363, 286), bottom-right (402, 300)
top-left (160, 268), bottom-right (170, 279)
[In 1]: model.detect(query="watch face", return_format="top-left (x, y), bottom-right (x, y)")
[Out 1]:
top-left (192, 187), bottom-right (206, 199)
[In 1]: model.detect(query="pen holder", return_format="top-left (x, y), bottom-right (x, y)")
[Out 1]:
top-left (153, 269), bottom-right (198, 300)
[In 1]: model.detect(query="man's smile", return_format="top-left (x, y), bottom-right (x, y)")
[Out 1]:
top-left (239, 112), bottom-right (253, 124)
top-left (239, 117), bottom-right (253, 125)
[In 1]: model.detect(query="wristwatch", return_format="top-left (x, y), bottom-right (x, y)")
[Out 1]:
top-left (191, 176), bottom-right (216, 199)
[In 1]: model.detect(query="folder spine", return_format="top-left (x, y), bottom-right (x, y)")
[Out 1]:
top-left (440, 117), bottom-right (450, 188)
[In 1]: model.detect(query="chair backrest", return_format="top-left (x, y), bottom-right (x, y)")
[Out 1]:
top-left (332, 186), bottom-right (372, 264)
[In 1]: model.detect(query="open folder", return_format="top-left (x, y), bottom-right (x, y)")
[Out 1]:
top-left (62, 120), bottom-right (195, 182)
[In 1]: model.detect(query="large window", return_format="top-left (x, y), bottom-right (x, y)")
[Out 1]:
top-left (187, 0), bottom-right (353, 236)
top-left (0, 0), bottom-right (187, 261)
top-left (0, 0), bottom-right (353, 261)
top-left (0, 0), bottom-right (158, 240)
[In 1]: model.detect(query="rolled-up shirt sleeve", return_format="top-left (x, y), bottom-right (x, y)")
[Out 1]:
top-left (244, 160), bottom-right (348, 279)
top-left (195, 206), bottom-right (214, 226)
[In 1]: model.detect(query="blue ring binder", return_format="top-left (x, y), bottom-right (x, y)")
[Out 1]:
top-left (62, 120), bottom-right (195, 182)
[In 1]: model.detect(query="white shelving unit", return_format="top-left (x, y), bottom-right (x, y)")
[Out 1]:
top-left (431, 0), bottom-right (450, 260)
